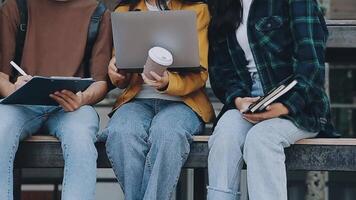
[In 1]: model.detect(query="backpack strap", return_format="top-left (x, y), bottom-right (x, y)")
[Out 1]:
top-left (14, 0), bottom-right (28, 77)
top-left (83, 2), bottom-right (107, 78)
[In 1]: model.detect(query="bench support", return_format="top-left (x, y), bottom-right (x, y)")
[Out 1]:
top-left (306, 171), bottom-right (328, 200)
top-left (13, 169), bottom-right (21, 200)
top-left (194, 168), bottom-right (208, 200)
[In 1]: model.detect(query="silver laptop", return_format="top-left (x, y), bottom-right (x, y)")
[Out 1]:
top-left (111, 10), bottom-right (202, 72)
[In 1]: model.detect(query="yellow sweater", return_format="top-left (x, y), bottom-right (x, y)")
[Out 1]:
top-left (112, 0), bottom-right (215, 123)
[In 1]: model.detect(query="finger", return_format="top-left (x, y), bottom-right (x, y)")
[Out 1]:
top-left (266, 105), bottom-right (272, 111)
top-left (141, 73), bottom-right (156, 83)
top-left (50, 94), bottom-right (74, 112)
top-left (17, 75), bottom-right (32, 82)
top-left (243, 113), bottom-right (265, 122)
top-left (109, 70), bottom-right (125, 82)
top-left (146, 81), bottom-right (161, 88)
top-left (61, 90), bottom-right (78, 100)
top-left (109, 63), bottom-right (118, 72)
top-left (243, 116), bottom-right (258, 124)
top-left (54, 92), bottom-right (78, 108)
top-left (149, 71), bottom-right (163, 82)
top-left (245, 97), bottom-right (261, 102)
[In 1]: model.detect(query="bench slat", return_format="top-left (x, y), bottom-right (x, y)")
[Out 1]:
top-left (26, 135), bottom-right (356, 146)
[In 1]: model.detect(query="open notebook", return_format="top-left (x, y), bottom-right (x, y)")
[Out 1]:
top-left (1, 76), bottom-right (94, 106)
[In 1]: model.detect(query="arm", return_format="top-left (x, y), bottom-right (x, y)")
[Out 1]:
top-left (208, 46), bottom-right (251, 106)
top-left (280, 0), bottom-right (328, 114)
top-left (0, 1), bottom-right (20, 98)
top-left (82, 81), bottom-right (108, 105)
top-left (162, 4), bottom-right (210, 96)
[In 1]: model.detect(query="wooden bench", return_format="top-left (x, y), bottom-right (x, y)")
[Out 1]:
top-left (14, 136), bottom-right (356, 171)
top-left (13, 135), bottom-right (356, 200)
top-left (11, 20), bottom-right (356, 199)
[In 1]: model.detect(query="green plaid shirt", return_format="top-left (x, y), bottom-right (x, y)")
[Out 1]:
top-left (209, 0), bottom-right (336, 137)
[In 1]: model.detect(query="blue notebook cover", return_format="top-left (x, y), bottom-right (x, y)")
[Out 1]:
top-left (1, 76), bottom-right (94, 106)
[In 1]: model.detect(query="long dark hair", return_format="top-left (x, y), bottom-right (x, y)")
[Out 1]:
top-left (208, 0), bottom-right (243, 42)
top-left (118, 0), bottom-right (205, 11)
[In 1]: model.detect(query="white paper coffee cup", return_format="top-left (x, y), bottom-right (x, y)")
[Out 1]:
top-left (143, 47), bottom-right (173, 80)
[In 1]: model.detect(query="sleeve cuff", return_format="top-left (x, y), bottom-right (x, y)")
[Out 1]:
top-left (279, 90), bottom-right (306, 115)
top-left (225, 88), bottom-right (249, 107)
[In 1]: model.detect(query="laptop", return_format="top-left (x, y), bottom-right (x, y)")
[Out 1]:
top-left (111, 10), bottom-right (202, 72)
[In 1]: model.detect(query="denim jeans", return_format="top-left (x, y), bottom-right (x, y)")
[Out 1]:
top-left (0, 104), bottom-right (99, 200)
top-left (102, 99), bottom-right (204, 200)
top-left (207, 73), bottom-right (318, 200)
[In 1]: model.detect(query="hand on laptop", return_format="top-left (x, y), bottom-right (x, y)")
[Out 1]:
top-left (49, 90), bottom-right (84, 112)
top-left (242, 103), bottom-right (289, 124)
top-left (14, 75), bottom-right (32, 90)
top-left (141, 71), bottom-right (169, 91)
top-left (108, 57), bottom-right (131, 89)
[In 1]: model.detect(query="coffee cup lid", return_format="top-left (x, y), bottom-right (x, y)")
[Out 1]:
top-left (149, 47), bottom-right (173, 66)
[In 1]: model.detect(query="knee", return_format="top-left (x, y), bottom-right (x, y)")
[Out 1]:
top-left (106, 121), bottom-right (147, 148)
top-left (61, 131), bottom-right (98, 162)
top-left (243, 123), bottom-right (282, 162)
top-left (209, 111), bottom-right (247, 153)
top-left (148, 125), bottom-right (191, 153)
top-left (209, 128), bottom-right (245, 153)
top-left (63, 139), bottom-right (98, 163)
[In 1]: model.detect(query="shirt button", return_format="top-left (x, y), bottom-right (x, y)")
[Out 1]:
top-left (267, 23), bottom-right (272, 28)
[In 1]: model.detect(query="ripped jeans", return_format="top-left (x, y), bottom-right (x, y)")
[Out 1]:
top-left (102, 99), bottom-right (204, 200)
top-left (207, 73), bottom-right (317, 200)
top-left (0, 105), bottom-right (99, 200)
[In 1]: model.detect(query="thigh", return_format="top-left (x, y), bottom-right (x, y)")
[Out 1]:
top-left (104, 100), bottom-right (155, 138)
top-left (209, 109), bottom-right (253, 150)
top-left (0, 104), bottom-right (45, 141)
top-left (45, 105), bottom-right (99, 143)
top-left (247, 118), bottom-right (318, 148)
top-left (150, 102), bottom-right (204, 139)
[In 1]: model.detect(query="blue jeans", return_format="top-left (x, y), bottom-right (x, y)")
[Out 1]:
top-left (102, 99), bottom-right (204, 200)
top-left (207, 73), bottom-right (318, 200)
top-left (0, 104), bottom-right (99, 200)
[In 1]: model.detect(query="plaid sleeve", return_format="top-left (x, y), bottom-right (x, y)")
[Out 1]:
top-left (209, 47), bottom-right (250, 106)
top-left (281, 0), bottom-right (328, 115)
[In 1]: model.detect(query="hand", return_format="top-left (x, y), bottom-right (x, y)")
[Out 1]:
top-left (243, 103), bottom-right (289, 124)
top-left (49, 90), bottom-right (85, 112)
top-left (14, 75), bottom-right (32, 90)
top-left (234, 97), bottom-right (260, 113)
top-left (141, 71), bottom-right (169, 91)
top-left (108, 57), bottom-right (131, 88)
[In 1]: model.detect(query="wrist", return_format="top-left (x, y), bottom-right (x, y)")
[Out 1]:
top-left (81, 91), bottom-right (91, 106)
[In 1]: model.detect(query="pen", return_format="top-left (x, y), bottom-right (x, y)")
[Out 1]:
top-left (10, 61), bottom-right (28, 76)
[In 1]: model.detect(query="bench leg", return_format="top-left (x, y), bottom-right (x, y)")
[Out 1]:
top-left (194, 168), bottom-right (207, 200)
top-left (13, 168), bottom-right (22, 200)
top-left (176, 169), bottom-right (188, 200)
top-left (305, 171), bottom-right (329, 200)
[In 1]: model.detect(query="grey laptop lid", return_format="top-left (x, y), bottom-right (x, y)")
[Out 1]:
top-left (111, 10), bottom-right (201, 72)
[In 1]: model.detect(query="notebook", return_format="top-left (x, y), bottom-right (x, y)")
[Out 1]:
top-left (243, 78), bottom-right (298, 114)
top-left (1, 76), bottom-right (94, 106)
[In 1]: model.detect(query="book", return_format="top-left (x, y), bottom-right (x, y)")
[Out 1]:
top-left (1, 76), bottom-right (94, 106)
top-left (243, 78), bottom-right (298, 114)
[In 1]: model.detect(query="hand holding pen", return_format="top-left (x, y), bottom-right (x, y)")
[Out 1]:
top-left (10, 61), bottom-right (32, 90)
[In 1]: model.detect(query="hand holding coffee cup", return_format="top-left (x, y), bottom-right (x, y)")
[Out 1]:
top-left (143, 47), bottom-right (173, 80)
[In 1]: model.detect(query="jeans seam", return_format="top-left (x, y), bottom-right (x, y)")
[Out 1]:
top-left (105, 140), bottom-right (124, 190)
top-left (231, 157), bottom-right (244, 193)
top-left (168, 147), bottom-right (190, 200)
top-left (8, 113), bottom-right (47, 199)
